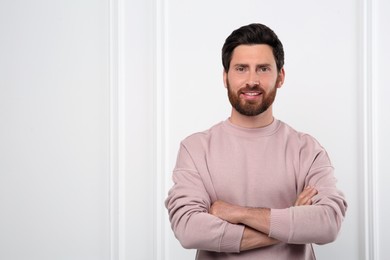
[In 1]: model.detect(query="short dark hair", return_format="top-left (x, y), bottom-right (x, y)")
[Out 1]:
top-left (222, 23), bottom-right (284, 72)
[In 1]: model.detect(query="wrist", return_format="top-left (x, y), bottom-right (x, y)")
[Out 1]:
top-left (241, 207), bottom-right (271, 234)
top-left (240, 226), bottom-right (279, 251)
top-left (231, 204), bottom-right (247, 224)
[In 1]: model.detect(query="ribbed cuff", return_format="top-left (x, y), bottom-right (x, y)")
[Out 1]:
top-left (219, 223), bottom-right (245, 253)
top-left (269, 208), bottom-right (291, 242)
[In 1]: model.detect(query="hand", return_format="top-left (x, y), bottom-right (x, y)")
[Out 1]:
top-left (294, 186), bottom-right (318, 206)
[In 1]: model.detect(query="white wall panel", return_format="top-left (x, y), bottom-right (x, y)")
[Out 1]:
top-left (120, 0), bottom-right (157, 259)
top-left (374, 0), bottom-right (390, 259)
top-left (0, 1), bottom-right (110, 259)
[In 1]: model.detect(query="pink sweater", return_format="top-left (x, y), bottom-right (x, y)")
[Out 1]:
top-left (165, 118), bottom-right (347, 259)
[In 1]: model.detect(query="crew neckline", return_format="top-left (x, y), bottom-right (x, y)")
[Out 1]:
top-left (221, 117), bottom-right (281, 138)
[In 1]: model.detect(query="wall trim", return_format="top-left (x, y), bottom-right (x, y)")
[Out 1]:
top-left (154, 0), bottom-right (168, 259)
top-left (361, 0), bottom-right (378, 259)
top-left (109, 0), bottom-right (126, 259)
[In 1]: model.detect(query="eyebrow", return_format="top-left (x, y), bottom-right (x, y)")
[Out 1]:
top-left (233, 63), bottom-right (272, 68)
top-left (233, 64), bottom-right (249, 68)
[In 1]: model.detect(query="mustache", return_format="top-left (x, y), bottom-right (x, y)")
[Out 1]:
top-left (238, 86), bottom-right (265, 94)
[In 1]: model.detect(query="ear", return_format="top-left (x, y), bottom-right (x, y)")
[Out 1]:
top-left (223, 70), bottom-right (228, 88)
top-left (276, 67), bottom-right (285, 88)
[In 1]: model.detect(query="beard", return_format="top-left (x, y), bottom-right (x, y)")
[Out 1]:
top-left (226, 79), bottom-right (278, 117)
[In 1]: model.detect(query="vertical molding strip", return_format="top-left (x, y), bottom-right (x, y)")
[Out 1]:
top-left (362, 0), bottom-right (378, 259)
top-left (154, 0), bottom-right (167, 259)
top-left (109, 0), bottom-right (125, 259)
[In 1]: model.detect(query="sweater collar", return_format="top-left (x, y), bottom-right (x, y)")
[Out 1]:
top-left (222, 117), bottom-right (280, 138)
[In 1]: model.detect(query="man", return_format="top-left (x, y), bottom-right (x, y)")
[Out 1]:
top-left (165, 23), bottom-right (347, 259)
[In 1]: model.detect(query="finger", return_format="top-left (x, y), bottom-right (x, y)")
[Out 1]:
top-left (302, 187), bottom-right (317, 201)
top-left (295, 187), bottom-right (318, 206)
top-left (294, 187), bottom-right (312, 206)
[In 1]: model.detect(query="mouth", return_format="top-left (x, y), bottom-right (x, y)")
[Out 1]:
top-left (243, 92), bottom-right (261, 96)
top-left (240, 90), bottom-right (263, 100)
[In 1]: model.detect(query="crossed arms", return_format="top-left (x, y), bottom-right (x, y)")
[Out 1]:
top-left (210, 187), bottom-right (318, 251)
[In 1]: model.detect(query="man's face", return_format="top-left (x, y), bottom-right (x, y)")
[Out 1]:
top-left (224, 44), bottom-right (284, 117)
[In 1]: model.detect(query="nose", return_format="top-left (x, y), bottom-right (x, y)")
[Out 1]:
top-left (246, 71), bottom-right (260, 88)
top-left (246, 81), bottom-right (260, 88)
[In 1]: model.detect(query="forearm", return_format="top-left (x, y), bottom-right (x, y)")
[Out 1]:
top-left (270, 204), bottom-right (344, 244)
top-left (210, 187), bottom-right (320, 243)
top-left (240, 226), bottom-right (279, 251)
top-left (239, 207), bottom-right (271, 235)
top-left (166, 169), bottom-right (244, 252)
top-left (216, 203), bottom-right (343, 245)
top-left (170, 210), bottom-right (244, 252)
top-left (269, 184), bottom-right (347, 244)
top-left (237, 187), bottom-right (317, 235)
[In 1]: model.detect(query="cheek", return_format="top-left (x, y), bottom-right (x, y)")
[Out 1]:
top-left (263, 75), bottom-right (279, 87)
top-left (227, 75), bottom-right (246, 88)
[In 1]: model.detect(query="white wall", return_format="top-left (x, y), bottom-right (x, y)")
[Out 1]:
top-left (0, 0), bottom-right (388, 260)
top-left (0, 1), bottom-right (110, 259)
top-left (374, 0), bottom-right (390, 259)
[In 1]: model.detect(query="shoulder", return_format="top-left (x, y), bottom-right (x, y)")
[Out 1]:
top-left (174, 121), bottom-right (224, 168)
top-left (278, 120), bottom-right (331, 166)
top-left (181, 121), bottom-right (224, 149)
top-left (278, 120), bottom-right (323, 147)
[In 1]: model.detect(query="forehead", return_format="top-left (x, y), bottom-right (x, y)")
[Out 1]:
top-left (231, 44), bottom-right (276, 64)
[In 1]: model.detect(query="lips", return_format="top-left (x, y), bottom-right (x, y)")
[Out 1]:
top-left (238, 88), bottom-right (263, 102)
top-left (242, 92), bottom-right (261, 96)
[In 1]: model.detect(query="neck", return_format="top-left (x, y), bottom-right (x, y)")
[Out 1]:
top-left (229, 107), bottom-right (274, 128)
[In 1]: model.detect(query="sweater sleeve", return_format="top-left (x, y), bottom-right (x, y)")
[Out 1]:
top-left (269, 135), bottom-right (347, 245)
top-left (165, 143), bottom-right (244, 252)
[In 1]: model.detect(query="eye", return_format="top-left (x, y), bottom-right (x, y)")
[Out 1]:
top-left (258, 66), bottom-right (270, 73)
top-left (235, 65), bottom-right (247, 73)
